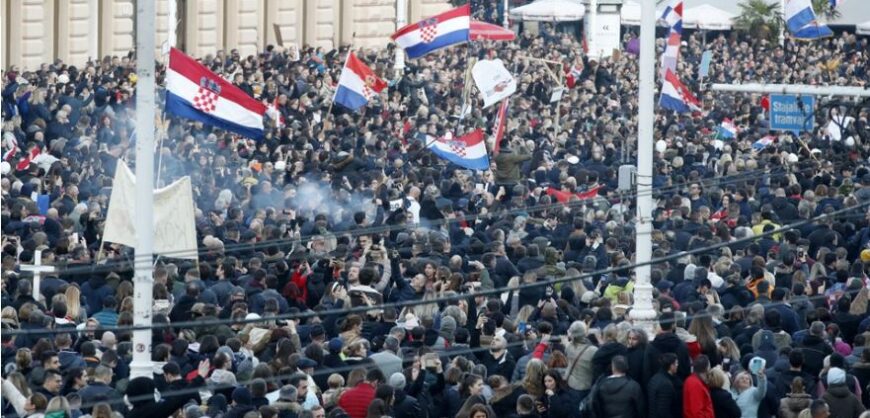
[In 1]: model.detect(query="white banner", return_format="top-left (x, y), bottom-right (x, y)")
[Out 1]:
top-left (472, 59), bottom-right (516, 109)
top-left (103, 161), bottom-right (198, 259)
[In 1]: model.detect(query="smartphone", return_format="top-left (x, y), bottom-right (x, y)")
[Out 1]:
top-left (518, 322), bottom-right (527, 334)
top-left (475, 183), bottom-right (484, 192)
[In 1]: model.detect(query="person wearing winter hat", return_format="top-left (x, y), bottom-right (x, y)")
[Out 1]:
top-left (821, 367), bottom-right (865, 418)
top-left (225, 386), bottom-right (255, 418)
top-left (274, 384), bottom-right (304, 418)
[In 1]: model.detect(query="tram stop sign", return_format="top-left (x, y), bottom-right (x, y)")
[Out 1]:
top-left (770, 94), bottom-right (815, 132)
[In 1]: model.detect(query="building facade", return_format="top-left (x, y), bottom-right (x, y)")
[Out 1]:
top-left (2, 0), bottom-right (451, 70)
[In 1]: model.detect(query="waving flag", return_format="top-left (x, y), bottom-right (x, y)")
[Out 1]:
top-left (334, 52), bottom-right (387, 111)
top-left (717, 119), bottom-right (738, 139)
top-left (428, 129), bottom-right (489, 170)
top-left (660, 0), bottom-right (683, 76)
top-left (491, 99), bottom-right (510, 156)
top-left (785, 0), bottom-right (833, 40)
top-left (15, 146), bottom-right (41, 171)
top-left (391, 4), bottom-right (471, 59)
top-left (661, 0), bottom-right (684, 32)
top-left (2, 145), bottom-right (18, 162)
top-left (753, 135), bottom-right (776, 152)
top-left (659, 70), bottom-right (700, 113)
top-left (166, 48), bottom-right (267, 139)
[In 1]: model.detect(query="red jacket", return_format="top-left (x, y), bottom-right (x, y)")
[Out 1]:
top-left (683, 374), bottom-right (714, 418)
top-left (338, 382), bottom-right (376, 418)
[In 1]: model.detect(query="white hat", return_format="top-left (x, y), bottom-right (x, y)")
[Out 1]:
top-left (57, 73), bottom-right (70, 84)
top-left (0, 161), bottom-right (9, 175)
top-left (274, 160), bottom-right (286, 171)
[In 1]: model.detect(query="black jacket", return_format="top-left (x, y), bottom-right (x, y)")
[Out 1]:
top-left (591, 342), bottom-right (627, 382)
top-left (647, 371), bottom-right (682, 418)
top-left (643, 332), bottom-right (691, 384)
top-left (478, 350), bottom-right (516, 380)
top-left (392, 390), bottom-right (422, 418)
top-left (710, 387), bottom-right (741, 418)
top-left (545, 388), bottom-right (582, 418)
top-left (797, 335), bottom-right (833, 377)
top-left (592, 375), bottom-right (645, 418)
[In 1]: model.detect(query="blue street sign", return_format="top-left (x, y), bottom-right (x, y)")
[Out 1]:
top-left (770, 94), bottom-right (815, 132)
top-left (699, 51), bottom-right (712, 78)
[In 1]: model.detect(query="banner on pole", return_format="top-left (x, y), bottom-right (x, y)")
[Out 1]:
top-left (104, 161), bottom-right (198, 259)
top-left (472, 59), bottom-right (517, 109)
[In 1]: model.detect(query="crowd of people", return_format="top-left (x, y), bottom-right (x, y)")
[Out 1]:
top-left (1, 14), bottom-right (869, 418)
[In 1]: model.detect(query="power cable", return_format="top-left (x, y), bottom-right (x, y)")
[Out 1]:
top-left (26, 164), bottom-right (814, 275)
top-left (6, 199), bottom-right (868, 337)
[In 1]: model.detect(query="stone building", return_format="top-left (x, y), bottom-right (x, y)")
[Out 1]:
top-left (2, 0), bottom-right (451, 70)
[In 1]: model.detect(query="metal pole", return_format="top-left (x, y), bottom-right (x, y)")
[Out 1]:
top-left (395, 0), bottom-right (407, 71)
top-left (712, 83), bottom-right (870, 97)
top-left (629, 0), bottom-right (657, 337)
top-left (588, 0), bottom-right (598, 59)
top-left (131, 0), bottom-right (156, 380)
top-left (167, 0), bottom-right (177, 50)
top-left (503, 0), bottom-right (510, 28)
top-left (779, 0), bottom-right (785, 47)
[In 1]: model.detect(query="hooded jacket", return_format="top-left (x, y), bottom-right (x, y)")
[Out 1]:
top-left (592, 375), bottom-right (644, 418)
top-left (821, 384), bottom-right (865, 418)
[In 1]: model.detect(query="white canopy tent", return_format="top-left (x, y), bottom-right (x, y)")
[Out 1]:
top-left (621, 1), bottom-right (665, 26)
top-left (682, 4), bottom-right (735, 30)
top-left (509, 0), bottom-right (586, 22)
top-left (858, 20), bottom-right (870, 35)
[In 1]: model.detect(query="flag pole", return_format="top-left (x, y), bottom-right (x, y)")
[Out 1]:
top-left (131, 0), bottom-right (156, 379)
top-left (328, 33), bottom-right (357, 117)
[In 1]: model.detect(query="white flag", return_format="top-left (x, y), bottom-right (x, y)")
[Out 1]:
top-left (103, 161), bottom-right (198, 259)
top-left (471, 59), bottom-right (517, 109)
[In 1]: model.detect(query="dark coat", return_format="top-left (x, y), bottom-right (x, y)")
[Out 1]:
top-left (821, 384), bottom-right (865, 418)
top-left (391, 390), bottom-right (422, 418)
top-left (592, 375), bottom-right (645, 418)
top-left (647, 371), bottom-right (682, 418)
top-left (478, 350), bottom-right (516, 380)
top-left (544, 388), bottom-right (582, 418)
top-left (709, 387), bottom-right (741, 418)
top-left (643, 332), bottom-right (691, 384)
top-left (591, 342), bottom-right (627, 382)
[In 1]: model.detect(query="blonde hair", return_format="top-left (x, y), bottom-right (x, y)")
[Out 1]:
top-left (718, 337), bottom-right (741, 361)
top-left (1, 306), bottom-right (19, 326)
top-left (46, 396), bottom-right (71, 418)
top-left (522, 359), bottom-right (548, 398)
top-left (7, 372), bottom-right (31, 397)
top-left (516, 305), bottom-right (535, 324)
top-left (64, 286), bottom-right (83, 321)
top-left (707, 367), bottom-right (729, 390)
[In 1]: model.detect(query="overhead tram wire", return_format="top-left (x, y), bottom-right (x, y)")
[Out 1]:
top-left (7, 199), bottom-right (869, 337)
top-left (35, 164), bottom-right (817, 275)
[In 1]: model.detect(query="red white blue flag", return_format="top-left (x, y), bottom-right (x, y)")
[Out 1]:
top-left (166, 48), bottom-right (267, 139)
top-left (429, 129), bottom-right (489, 171)
top-left (334, 52), bottom-right (387, 111)
top-left (391, 5), bottom-right (471, 59)
top-left (659, 70), bottom-right (700, 113)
